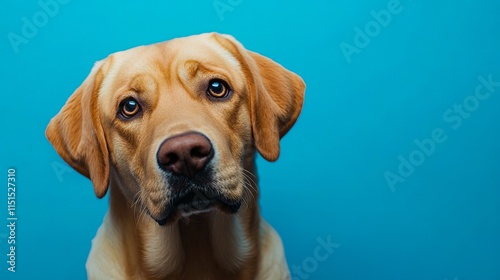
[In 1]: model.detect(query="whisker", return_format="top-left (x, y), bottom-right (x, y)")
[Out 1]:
top-left (242, 168), bottom-right (258, 185)
top-left (130, 190), bottom-right (147, 230)
top-left (241, 171), bottom-right (258, 194)
top-left (240, 176), bottom-right (257, 210)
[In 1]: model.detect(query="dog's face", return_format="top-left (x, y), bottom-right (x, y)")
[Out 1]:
top-left (46, 33), bottom-right (305, 225)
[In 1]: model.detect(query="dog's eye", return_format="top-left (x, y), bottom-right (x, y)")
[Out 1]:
top-left (119, 97), bottom-right (141, 119)
top-left (207, 79), bottom-right (230, 99)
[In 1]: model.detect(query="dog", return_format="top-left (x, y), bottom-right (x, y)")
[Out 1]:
top-left (46, 33), bottom-right (305, 280)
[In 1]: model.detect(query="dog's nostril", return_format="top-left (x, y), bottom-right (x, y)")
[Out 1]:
top-left (164, 153), bottom-right (179, 165)
top-left (191, 146), bottom-right (210, 158)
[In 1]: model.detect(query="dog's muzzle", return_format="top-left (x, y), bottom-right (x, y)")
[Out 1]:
top-left (152, 131), bottom-right (241, 226)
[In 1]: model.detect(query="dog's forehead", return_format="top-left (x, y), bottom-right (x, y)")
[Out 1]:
top-left (111, 34), bottom-right (242, 75)
top-left (99, 34), bottom-right (245, 96)
top-left (167, 34), bottom-right (242, 70)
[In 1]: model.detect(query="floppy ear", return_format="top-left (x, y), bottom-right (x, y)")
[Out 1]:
top-left (246, 51), bottom-right (306, 161)
top-left (45, 60), bottom-right (110, 198)
top-left (214, 34), bottom-right (305, 161)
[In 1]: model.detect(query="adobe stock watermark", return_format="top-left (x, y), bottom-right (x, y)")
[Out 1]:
top-left (385, 74), bottom-right (500, 192)
top-left (339, 0), bottom-right (413, 63)
top-left (7, 0), bottom-right (70, 54)
top-left (51, 161), bottom-right (73, 183)
top-left (290, 235), bottom-right (341, 280)
top-left (213, 0), bottom-right (243, 21)
top-left (6, 168), bottom-right (17, 273)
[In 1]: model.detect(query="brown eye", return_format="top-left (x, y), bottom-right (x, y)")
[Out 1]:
top-left (119, 97), bottom-right (141, 119)
top-left (207, 79), bottom-right (230, 98)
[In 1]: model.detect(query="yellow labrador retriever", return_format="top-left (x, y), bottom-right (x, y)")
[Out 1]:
top-left (46, 33), bottom-right (305, 280)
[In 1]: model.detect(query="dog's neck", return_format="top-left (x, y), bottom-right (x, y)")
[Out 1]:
top-left (106, 168), bottom-right (261, 279)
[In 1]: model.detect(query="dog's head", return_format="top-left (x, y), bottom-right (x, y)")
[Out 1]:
top-left (46, 33), bottom-right (305, 225)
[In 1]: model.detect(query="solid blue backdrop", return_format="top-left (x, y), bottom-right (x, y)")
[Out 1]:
top-left (1, 0), bottom-right (499, 279)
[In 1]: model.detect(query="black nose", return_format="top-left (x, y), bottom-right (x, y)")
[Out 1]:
top-left (157, 132), bottom-right (214, 177)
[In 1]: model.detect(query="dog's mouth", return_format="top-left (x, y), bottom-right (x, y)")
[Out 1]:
top-left (152, 189), bottom-right (241, 226)
top-left (177, 190), bottom-right (217, 214)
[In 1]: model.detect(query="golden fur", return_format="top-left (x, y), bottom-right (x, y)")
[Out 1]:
top-left (46, 33), bottom-right (305, 280)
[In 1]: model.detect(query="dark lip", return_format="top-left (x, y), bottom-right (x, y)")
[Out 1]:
top-left (150, 189), bottom-right (242, 226)
top-left (149, 165), bottom-right (242, 226)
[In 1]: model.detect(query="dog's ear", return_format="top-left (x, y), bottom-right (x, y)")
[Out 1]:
top-left (46, 59), bottom-right (110, 198)
top-left (213, 34), bottom-right (305, 161)
top-left (246, 51), bottom-right (305, 161)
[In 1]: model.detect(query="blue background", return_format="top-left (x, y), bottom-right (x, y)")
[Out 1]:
top-left (1, 0), bottom-right (499, 279)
